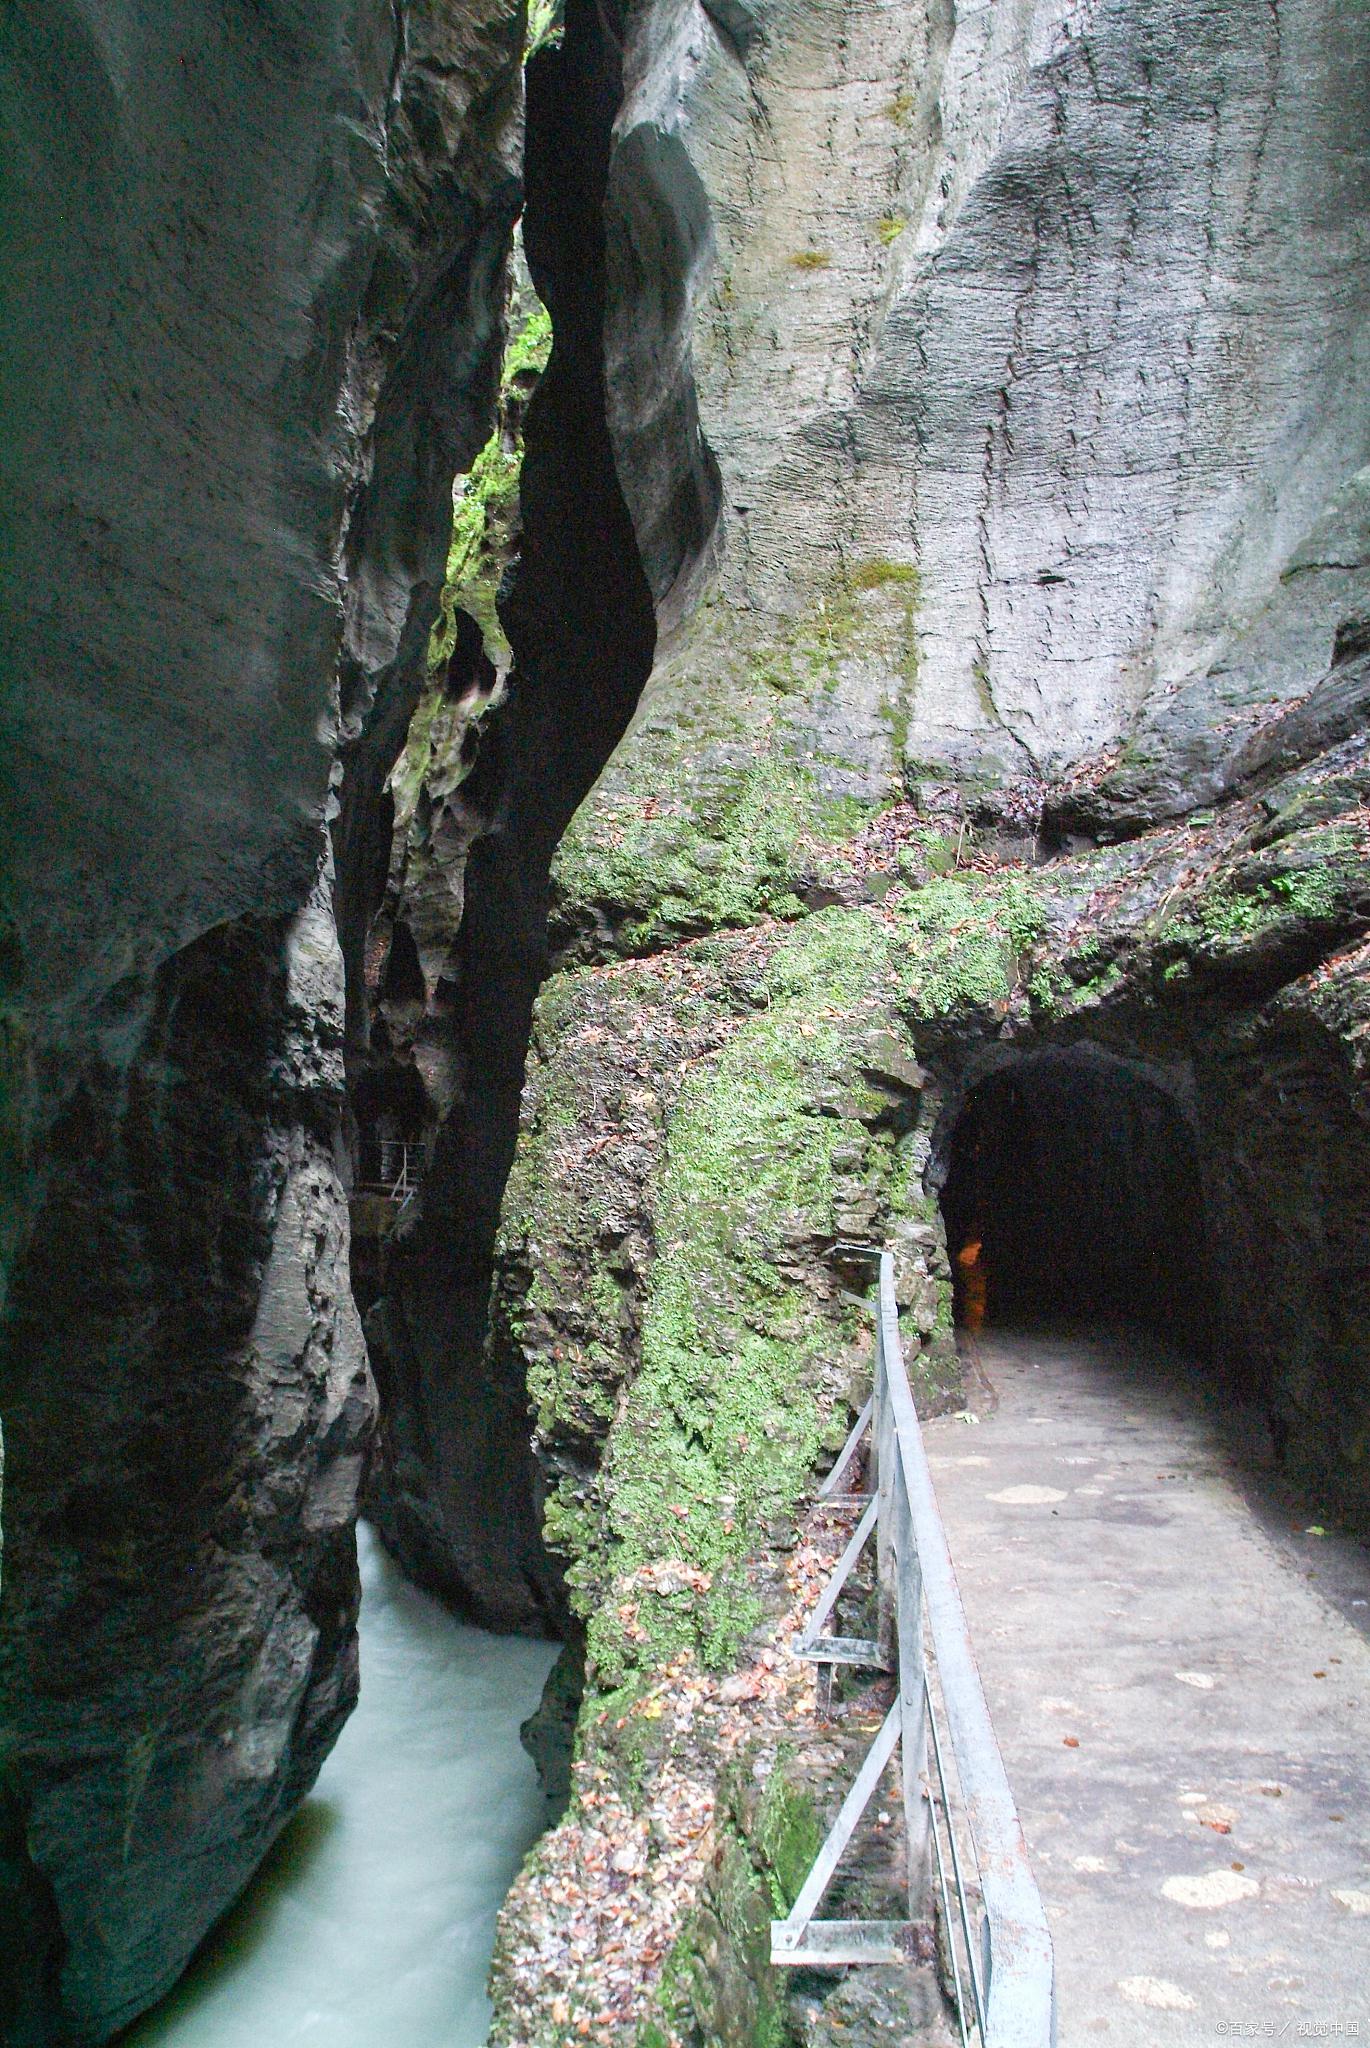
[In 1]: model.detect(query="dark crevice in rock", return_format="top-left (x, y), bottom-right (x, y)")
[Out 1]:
top-left (363, 0), bottom-right (660, 1632)
top-left (330, 182), bottom-right (521, 1092)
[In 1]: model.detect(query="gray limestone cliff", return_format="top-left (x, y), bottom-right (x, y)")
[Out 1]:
top-left (606, 0), bottom-right (1369, 781)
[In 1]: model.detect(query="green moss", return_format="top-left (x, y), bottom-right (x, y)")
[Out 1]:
top-left (755, 1768), bottom-right (822, 1913)
top-left (848, 557), bottom-right (919, 593)
top-left (875, 214), bottom-right (906, 246)
top-left (660, 1760), bottom-right (823, 2048)
top-left (884, 89), bottom-right (914, 123)
top-left (970, 656), bottom-right (997, 723)
top-left (555, 911), bottom-right (899, 1686)
top-left (1166, 857), bottom-right (1350, 958)
top-left (388, 292), bottom-right (552, 831)
top-left (1194, 888), bottom-right (1274, 945)
top-left (554, 732), bottom-right (869, 952)
top-left (1078, 960), bottom-right (1125, 1005)
top-left (890, 871), bottom-right (1045, 1019)
top-left (553, 573), bottom-right (926, 954)
top-left (428, 298), bottom-right (552, 672)
top-left (902, 828), bottom-right (955, 877)
top-left (1028, 962), bottom-right (1074, 1013)
top-left (879, 695), bottom-right (910, 759)
top-left (1273, 865), bottom-right (1344, 921)
top-left (700, 1831), bottom-right (790, 2048)
top-left (789, 249), bottom-right (831, 271)
top-left (525, 0), bottom-right (563, 58)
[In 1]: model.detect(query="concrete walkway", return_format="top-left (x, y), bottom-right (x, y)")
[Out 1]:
top-left (923, 1322), bottom-right (1370, 2048)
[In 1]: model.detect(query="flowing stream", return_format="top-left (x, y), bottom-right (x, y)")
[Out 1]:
top-left (127, 1526), bottom-right (556, 2048)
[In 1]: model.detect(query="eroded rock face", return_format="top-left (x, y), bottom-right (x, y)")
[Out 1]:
top-left (480, 7), bottom-right (1369, 2038)
top-left (0, 886), bottom-right (371, 2043)
top-left (2, 0), bottom-right (1364, 2038)
top-left (605, 0), bottom-right (1370, 780)
top-left (0, 1), bottom-right (523, 2037)
top-left (362, 0), bottom-right (659, 1630)
top-left (355, 0), bottom-right (1369, 1618)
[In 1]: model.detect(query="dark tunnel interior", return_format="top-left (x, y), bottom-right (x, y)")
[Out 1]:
top-left (940, 1046), bottom-right (1216, 1356)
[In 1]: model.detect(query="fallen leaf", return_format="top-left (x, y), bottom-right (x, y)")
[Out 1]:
top-left (1161, 1869), bottom-right (1259, 1909)
top-left (1118, 1977), bottom-right (1196, 2012)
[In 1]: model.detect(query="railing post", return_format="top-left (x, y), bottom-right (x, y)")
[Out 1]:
top-left (894, 1459), bottom-right (930, 1914)
top-left (879, 1254), bottom-right (929, 1914)
top-left (874, 1269), bottom-right (896, 1662)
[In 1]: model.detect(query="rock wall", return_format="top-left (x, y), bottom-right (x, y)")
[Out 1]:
top-left (479, 1), bottom-right (1370, 2039)
top-left (0, 2), bottom-right (523, 2038)
top-left (337, 0), bottom-right (1368, 1651)
top-left (0, 0), bottom-right (1365, 2041)
top-left (491, 673), bottom-right (1370, 2041)
top-left (360, 0), bottom-right (662, 1629)
top-left (606, 0), bottom-right (1370, 779)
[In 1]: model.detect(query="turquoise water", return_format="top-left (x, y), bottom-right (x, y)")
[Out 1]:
top-left (126, 1526), bottom-right (556, 2048)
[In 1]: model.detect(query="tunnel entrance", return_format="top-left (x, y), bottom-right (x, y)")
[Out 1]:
top-left (940, 1045), bottom-right (1215, 1355)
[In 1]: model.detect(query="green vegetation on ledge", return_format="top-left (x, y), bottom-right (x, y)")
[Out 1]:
top-left (388, 284), bottom-right (552, 832)
top-left (429, 294), bottom-right (552, 672)
top-left (890, 869), bottom-right (1047, 1019)
top-left (532, 911), bottom-right (915, 1696)
top-left (552, 720), bottom-right (873, 957)
top-left (551, 573), bottom-right (923, 960)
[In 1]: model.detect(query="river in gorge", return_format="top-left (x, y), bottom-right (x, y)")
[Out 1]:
top-left (126, 1526), bottom-right (557, 2048)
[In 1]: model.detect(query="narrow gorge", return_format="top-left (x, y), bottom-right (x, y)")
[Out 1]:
top-left (1, 0), bottom-right (1367, 2043)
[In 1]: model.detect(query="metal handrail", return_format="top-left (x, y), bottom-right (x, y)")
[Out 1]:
top-left (354, 1140), bottom-right (419, 1206)
top-left (771, 1248), bottom-right (1055, 2048)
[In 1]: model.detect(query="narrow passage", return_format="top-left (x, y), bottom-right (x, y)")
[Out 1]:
top-left (126, 1527), bottom-right (555, 2048)
top-left (925, 1325), bottom-right (1370, 2046)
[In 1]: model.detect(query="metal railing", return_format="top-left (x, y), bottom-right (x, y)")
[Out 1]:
top-left (354, 1140), bottom-right (419, 1216)
top-left (771, 1248), bottom-right (1055, 2048)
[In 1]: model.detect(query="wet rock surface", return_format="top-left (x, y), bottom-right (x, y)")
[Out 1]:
top-left (0, 888), bottom-right (373, 2043)
top-left (0, 0), bottom-right (524, 2036)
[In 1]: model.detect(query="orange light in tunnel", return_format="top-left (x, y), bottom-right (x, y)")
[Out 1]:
top-left (956, 1236), bottom-right (987, 1334)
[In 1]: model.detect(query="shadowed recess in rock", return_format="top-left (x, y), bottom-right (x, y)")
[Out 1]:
top-left (362, 0), bottom-right (675, 1632)
top-left (941, 1045), bottom-right (1216, 1356)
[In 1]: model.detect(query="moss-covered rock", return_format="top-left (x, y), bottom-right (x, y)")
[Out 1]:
top-left (549, 584), bottom-right (921, 964)
top-left (497, 908), bottom-right (949, 1699)
top-left (429, 285), bottom-right (552, 676)
top-left (492, 548), bottom-right (1370, 2045)
top-left (488, 887), bottom-right (962, 2044)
